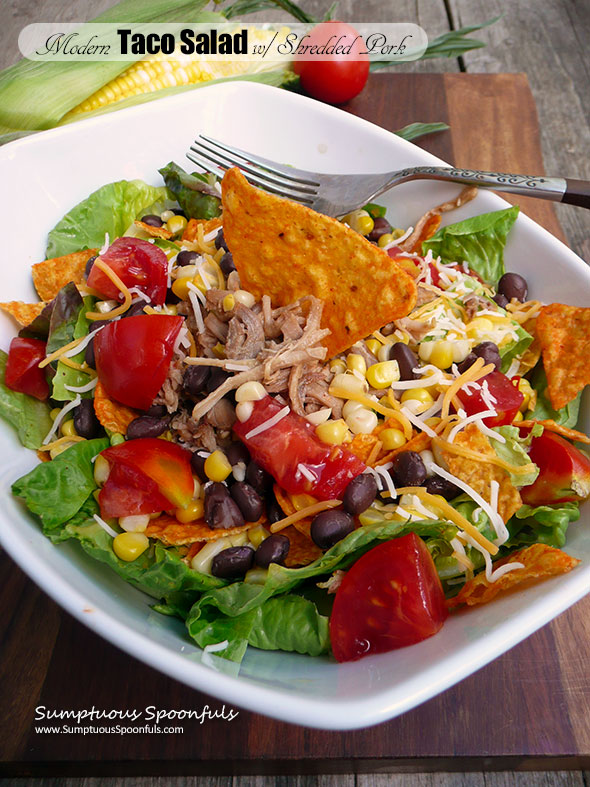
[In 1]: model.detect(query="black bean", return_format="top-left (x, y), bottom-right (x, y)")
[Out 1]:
top-left (246, 460), bottom-right (273, 495)
top-left (266, 491), bottom-right (285, 524)
top-left (255, 534), bottom-right (290, 568)
top-left (172, 208), bottom-right (187, 218)
top-left (206, 491), bottom-right (245, 530)
top-left (211, 546), bottom-right (254, 578)
top-left (391, 451), bottom-right (427, 487)
top-left (311, 510), bottom-right (354, 549)
top-left (191, 452), bottom-right (208, 482)
top-left (473, 341), bottom-right (501, 370)
top-left (183, 365), bottom-right (210, 397)
top-left (215, 229), bottom-right (228, 251)
top-left (220, 252), bottom-right (236, 277)
top-left (141, 214), bottom-right (163, 227)
top-left (176, 250), bottom-right (199, 267)
top-left (123, 302), bottom-right (148, 318)
top-left (457, 352), bottom-right (478, 375)
top-left (367, 217), bottom-right (393, 243)
top-left (226, 441), bottom-right (250, 467)
top-left (73, 398), bottom-right (100, 439)
top-left (143, 404), bottom-right (167, 418)
top-left (498, 272), bottom-right (528, 303)
top-left (204, 481), bottom-right (230, 520)
top-left (425, 476), bottom-right (460, 501)
top-left (206, 367), bottom-right (230, 394)
top-left (230, 482), bottom-right (263, 522)
top-left (493, 293), bottom-right (509, 309)
top-left (84, 337), bottom-right (95, 369)
top-left (342, 473), bottom-right (378, 515)
top-left (388, 342), bottom-right (419, 381)
top-left (126, 415), bottom-right (170, 440)
top-left (84, 255), bottom-right (97, 278)
top-left (89, 319), bottom-right (110, 333)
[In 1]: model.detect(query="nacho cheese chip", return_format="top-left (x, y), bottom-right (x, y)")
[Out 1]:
top-left (183, 217), bottom-right (222, 242)
top-left (440, 424), bottom-right (522, 523)
top-left (0, 301), bottom-right (46, 326)
top-left (448, 544), bottom-right (580, 608)
top-left (94, 381), bottom-right (137, 434)
top-left (221, 167), bottom-right (417, 357)
top-left (32, 248), bottom-right (98, 301)
top-left (536, 303), bottom-right (590, 410)
top-left (146, 514), bottom-right (250, 545)
top-left (282, 524), bottom-right (322, 567)
top-left (134, 220), bottom-right (173, 239)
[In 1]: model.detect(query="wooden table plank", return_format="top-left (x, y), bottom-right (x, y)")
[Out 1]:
top-left (2, 72), bottom-right (589, 778)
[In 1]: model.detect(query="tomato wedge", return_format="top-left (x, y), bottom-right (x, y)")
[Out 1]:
top-left (330, 533), bottom-right (448, 662)
top-left (94, 314), bottom-right (183, 410)
top-left (520, 429), bottom-right (590, 506)
top-left (100, 437), bottom-right (194, 517)
top-left (456, 370), bottom-right (523, 427)
top-left (233, 395), bottom-right (366, 500)
top-left (87, 237), bottom-right (168, 305)
top-left (5, 337), bottom-right (50, 400)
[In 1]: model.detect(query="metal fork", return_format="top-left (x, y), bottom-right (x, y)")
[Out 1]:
top-left (187, 134), bottom-right (590, 216)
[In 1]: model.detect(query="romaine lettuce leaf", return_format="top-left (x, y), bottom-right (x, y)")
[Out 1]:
top-left (507, 501), bottom-right (580, 549)
top-left (527, 365), bottom-right (581, 428)
top-left (46, 179), bottom-right (169, 258)
top-left (492, 423), bottom-right (542, 487)
top-left (499, 322), bottom-right (533, 374)
top-left (159, 162), bottom-right (221, 220)
top-left (422, 205), bottom-right (519, 285)
top-left (0, 349), bottom-right (52, 449)
top-left (51, 294), bottom-right (94, 402)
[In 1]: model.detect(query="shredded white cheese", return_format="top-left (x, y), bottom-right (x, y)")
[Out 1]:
top-left (99, 233), bottom-right (110, 255)
top-left (297, 463), bottom-right (317, 483)
top-left (244, 405), bottom-right (290, 440)
top-left (400, 406), bottom-right (437, 438)
top-left (42, 396), bottom-right (81, 445)
top-left (447, 409), bottom-right (497, 443)
top-left (63, 325), bottom-right (106, 358)
top-left (186, 282), bottom-right (206, 334)
top-left (64, 377), bottom-right (98, 394)
top-left (374, 465), bottom-right (396, 499)
top-left (93, 513), bottom-right (117, 538)
top-left (127, 287), bottom-right (151, 303)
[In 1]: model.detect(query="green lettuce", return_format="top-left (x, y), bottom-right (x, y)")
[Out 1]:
top-left (422, 205), bottom-right (519, 285)
top-left (499, 322), bottom-right (533, 374)
top-left (159, 162), bottom-right (221, 220)
top-left (51, 295), bottom-right (94, 401)
top-left (527, 365), bottom-right (581, 428)
top-left (46, 179), bottom-right (169, 258)
top-left (0, 350), bottom-right (52, 449)
top-left (492, 424), bottom-right (542, 487)
top-left (507, 502), bottom-right (580, 549)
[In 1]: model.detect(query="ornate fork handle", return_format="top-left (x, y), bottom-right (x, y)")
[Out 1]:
top-left (390, 166), bottom-right (590, 208)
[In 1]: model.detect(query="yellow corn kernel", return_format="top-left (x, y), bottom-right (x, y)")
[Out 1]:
top-left (365, 339), bottom-right (381, 356)
top-left (377, 342), bottom-right (394, 362)
top-left (397, 257), bottom-right (419, 276)
top-left (175, 498), bottom-right (205, 523)
top-left (451, 340), bottom-right (471, 363)
top-left (429, 341), bottom-right (454, 370)
top-left (223, 293), bottom-right (235, 312)
top-left (236, 401), bottom-right (254, 422)
top-left (60, 419), bottom-right (78, 438)
top-left (93, 455), bottom-right (110, 486)
top-left (512, 410), bottom-right (524, 423)
top-left (466, 317), bottom-right (494, 339)
top-left (119, 514), bottom-right (150, 533)
top-left (234, 289), bottom-right (256, 308)
top-left (171, 276), bottom-right (192, 300)
top-left (204, 450), bottom-right (232, 482)
top-left (346, 353), bottom-right (366, 376)
top-left (342, 399), bottom-right (365, 420)
top-left (235, 381), bottom-right (266, 402)
top-left (113, 532), bottom-right (149, 562)
top-left (400, 388), bottom-right (435, 414)
top-left (344, 209), bottom-right (374, 235)
top-left (190, 537), bottom-right (233, 574)
top-left (345, 407), bottom-right (379, 435)
top-left (212, 342), bottom-right (225, 358)
top-left (49, 441), bottom-right (75, 460)
top-left (248, 525), bottom-right (269, 548)
top-left (329, 372), bottom-right (369, 397)
top-left (377, 233), bottom-right (394, 248)
top-left (379, 428), bottom-right (406, 450)
top-left (418, 341), bottom-right (434, 362)
top-left (305, 408), bottom-right (332, 426)
top-left (366, 361), bottom-right (400, 389)
top-left (166, 215), bottom-right (187, 236)
top-left (316, 419), bottom-right (350, 445)
top-left (160, 209), bottom-right (175, 222)
top-left (329, 359), bottom-right (347, 375)
top-left (50, 407), bottom-right (62, 421)
top-left (517, 378), bottom-right (534, 411)
top-left (391, 228), bottom-right (406, 240)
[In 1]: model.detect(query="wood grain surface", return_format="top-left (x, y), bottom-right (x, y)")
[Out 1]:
top-left (2, 71), bottom-right (590, 779)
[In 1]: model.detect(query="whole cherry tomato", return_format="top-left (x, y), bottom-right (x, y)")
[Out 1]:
top-left (5, 337), bottom-right (50, 400)
top-left (293, 21), bottom-right (370, 104)
top-left (330, 532), bottom-right (448, 662)
top-left (87, 237), bottom-right (168, 305)
top-left (456, 370), bottom-right (524, 427)
top-left (94, 314), bottom-right (183, 410)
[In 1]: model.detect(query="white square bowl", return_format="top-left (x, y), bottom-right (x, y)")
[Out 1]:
top-left (1, 81), bottom-right (589, 731)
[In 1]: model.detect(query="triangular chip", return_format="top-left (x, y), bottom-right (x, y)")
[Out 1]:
top-left (32, 248), bottom-right (98, 301)
top-left (221, 168), bottom-right (417, 357)
top-left (134, 220), bottom-right (173, 239)
top-left (94, 381), bottom-right (137, 434)
top-left (536, 303), bottom-right (590, 410)
top-left (146, 513), bottom-right (250, 545)
top-left (182, 216), bottom-right (222, 242)
top-left (440, 423), bottom-right (522, 523)
top-left (282, 524), bottom-right (322, 567)
top-left (0, 300), bottom-right (46, 326)
top-left (448, 544), bottom-right (580, 608)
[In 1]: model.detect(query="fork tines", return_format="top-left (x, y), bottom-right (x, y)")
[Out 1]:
top-left (187, 135), bottom-right (319, 205)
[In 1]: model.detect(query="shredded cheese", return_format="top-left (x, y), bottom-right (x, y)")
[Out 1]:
top-left (270, 499), bottom-right (342, 533)
top-left (64, 324), bottom-right (106, 358)
top-left (39, 337), bottom-right (84, 369)
top-left (245, 405), bottom-right (290, 440)
top-left (441, 357), bottom-right (495, 419)
top-left (365, 439), bottom-right (382, 467)
top-left (93, 513), bottom-right (118, 538)
top-left (42, 396), bottom-right (81, 445)
top-left (297, 463), bottom-right (317, 483)
top-left (447, 409), bottom-right (497, 443)
top-left (400, 406), bottom-right (437, 438)
top-left (432, 436), bottom-right (535, 476)
top-left (375, 465), bottom-right (396, 498)
top-left (186, 282), bottom-right (206, 334)
top-left (38, 435), bottom-right (85, 452)
top-left (64, 377), bottom-right (98, 394)
top-left (85, 260), bottom-right (132, 320)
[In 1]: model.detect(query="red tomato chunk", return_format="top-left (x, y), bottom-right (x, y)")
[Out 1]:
top-left (330, 532), bottom-right (448, 662)
top-left (456, 370), bottom-right (523, 427)
top-left (233, 395), bottom-right (366, 500)
top-left (87, 237), bottom-right (168, 305)
top-left (520, 429), bottom-right (590, 506)
top-left (94, 314), bottom-right (183, 411)
top-left (5, 337), bottom-right (49, 400)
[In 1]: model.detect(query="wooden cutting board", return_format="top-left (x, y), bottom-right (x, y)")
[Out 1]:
top-left (2, 73), bottom-right (589, 778)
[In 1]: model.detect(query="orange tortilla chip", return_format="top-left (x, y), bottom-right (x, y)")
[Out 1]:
top-left (518, 318), bottom-right (541, 375)
top-left (183, 217), bottom-right (223, 242)
top-left (519, 419), bottom-right (590, 445)
top-left (440, 424), bottom-right (522, 523)
top-left (0, 301), bottom-right (46, 326)
top-left (376, 430), bottom-right (432, 467)
top-left (134, 220), bottom-right (173, 239)
top-left (537, 303), bottom-right (590, 410)
top-left (221, 168), bottom-right (417, 358)
top-left (32, 248), bottom-right (98, 301)
top-left (282, 524), bottom-right (322, 567)
top-left (448, 544), bottom-right (580, 608)
top-left (147, 514), bottom-right (250, 546)
top-left (94, 381), bottom-right (137, 434)
top-left (347, 433), bottom-right (381, 465)
top-left (273, 484), bottom-right (296, 517)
